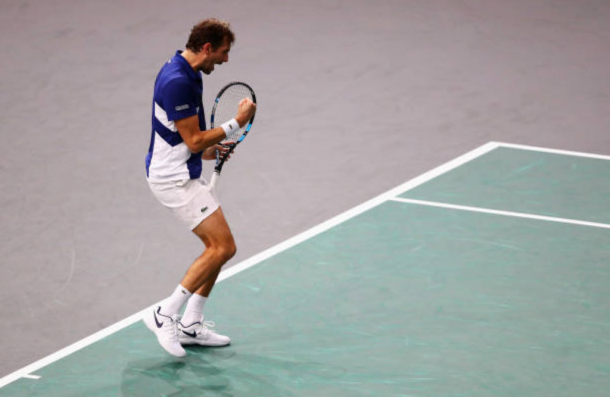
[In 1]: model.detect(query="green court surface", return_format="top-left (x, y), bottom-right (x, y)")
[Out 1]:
top-left (2, 144), bottom-right (610, 396)
top-left (401, 147), bottom-right (610, 224)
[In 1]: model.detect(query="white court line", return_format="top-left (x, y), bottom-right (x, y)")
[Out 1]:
top-left (391, 142), bottom-right (610, 229)
top-left (0, 141), bottom-right (501, 389)
top-left (390, 198), bottom-right (610, 230)
top-left (494, 141), bottom-right (610, 161)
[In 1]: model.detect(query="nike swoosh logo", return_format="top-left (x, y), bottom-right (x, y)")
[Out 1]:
top-left (182, 330), bottom-right (197, 338)
top-left (153, 308), bottom-right (163, 328)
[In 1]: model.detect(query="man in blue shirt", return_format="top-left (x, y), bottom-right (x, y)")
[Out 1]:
top-left (144, 18), bottom-right (256, 357)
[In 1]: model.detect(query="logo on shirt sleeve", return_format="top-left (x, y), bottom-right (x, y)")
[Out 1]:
top-left (175, 104), bottom-right (190, 111)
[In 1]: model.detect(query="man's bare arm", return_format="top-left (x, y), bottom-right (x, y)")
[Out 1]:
top-left (175, 115), bottom-right (227, 153)
top-left (175, 98), bottom-right (256, 153)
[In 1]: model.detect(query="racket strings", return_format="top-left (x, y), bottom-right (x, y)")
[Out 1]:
top-left (213, 85), bottom-right (253, 143)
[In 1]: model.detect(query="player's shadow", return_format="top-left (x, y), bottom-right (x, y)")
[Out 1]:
top-left (120, 350), bottom-right (233, 397)
top-left (120, 346), bottom-right (330, 397)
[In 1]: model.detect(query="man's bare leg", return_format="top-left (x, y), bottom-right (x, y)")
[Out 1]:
top-left (174, 207), bottom-right (235, 347)
top-left (179, 207), bottom-right (234, 325)
top-left (143, 207), bottom-right (235, 354)
top-left (181, 207), bottom-right (236, 293)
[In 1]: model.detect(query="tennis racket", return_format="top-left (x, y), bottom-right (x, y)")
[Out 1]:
top-left (209, 82), bottom-right (257, 189)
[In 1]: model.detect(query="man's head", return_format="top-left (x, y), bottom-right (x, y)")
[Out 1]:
top-left (186, 19), bottom-right (235, 75)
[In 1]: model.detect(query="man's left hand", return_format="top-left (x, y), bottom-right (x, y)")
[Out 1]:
top-left (202, 143), bottom-right (235, 161)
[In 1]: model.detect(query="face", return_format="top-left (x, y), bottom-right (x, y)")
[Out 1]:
top-left (200, 39), bottom-right (231, 75)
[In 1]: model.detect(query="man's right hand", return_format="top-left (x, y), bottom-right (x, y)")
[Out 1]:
top-left (235, 98), bottom-right (256, 127)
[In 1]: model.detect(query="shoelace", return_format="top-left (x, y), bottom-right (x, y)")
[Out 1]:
top-left (169, 314), bottom-right (182, 341)
top-left (200, 320), bottom-right (216, 337)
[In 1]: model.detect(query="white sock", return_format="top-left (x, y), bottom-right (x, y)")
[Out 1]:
top-left (181, 294), bottom-right (208, 326)
top-left (160, 284), bottom-right (192, 316)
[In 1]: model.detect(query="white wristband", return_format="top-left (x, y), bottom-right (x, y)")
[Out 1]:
top-left (221, 118), bottom-right (240, 138)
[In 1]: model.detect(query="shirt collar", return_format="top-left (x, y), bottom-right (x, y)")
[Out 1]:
top-left (174, 50), bottom-right (201, 82)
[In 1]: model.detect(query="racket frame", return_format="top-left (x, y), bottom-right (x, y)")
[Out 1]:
top-left (209, 81), bottom-right (256, 189)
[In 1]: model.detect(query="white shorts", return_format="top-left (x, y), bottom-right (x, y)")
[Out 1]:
top-left (148, 177), bottom-right (220, 230)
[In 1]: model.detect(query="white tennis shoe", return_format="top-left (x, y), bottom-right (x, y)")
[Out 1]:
top-left (143, 306), bottom-right (187, 357)
top-left (178, 316), bottom-right (231, 347)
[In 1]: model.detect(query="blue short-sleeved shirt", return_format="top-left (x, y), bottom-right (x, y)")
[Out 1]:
top-left (146, 51), bottom-right (206, 181)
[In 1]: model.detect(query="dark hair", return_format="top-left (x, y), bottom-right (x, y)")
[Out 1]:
top-left (186, 18), bottom-right (235, 52)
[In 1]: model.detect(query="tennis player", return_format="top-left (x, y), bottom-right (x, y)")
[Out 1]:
top-left (144, 19), bottom-right (256, 357)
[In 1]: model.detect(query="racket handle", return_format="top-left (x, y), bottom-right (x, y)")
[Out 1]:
top-left (210, 171), bottom-right (220, 189)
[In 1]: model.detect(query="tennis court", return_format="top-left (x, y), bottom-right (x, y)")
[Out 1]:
top-left (2, 142), bottom-right (609, 397)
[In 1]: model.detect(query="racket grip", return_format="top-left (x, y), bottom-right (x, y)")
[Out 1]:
top-left (210, 171), bottom-right (220, 189)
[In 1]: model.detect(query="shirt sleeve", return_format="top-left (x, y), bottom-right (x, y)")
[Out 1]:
top-left (162, 78), bottom-right (198, 121)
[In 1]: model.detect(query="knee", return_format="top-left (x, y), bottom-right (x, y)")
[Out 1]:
top-left (214, 238), bottom-right (236, 263)
top-left (223, 240), bottom-right (237, 261)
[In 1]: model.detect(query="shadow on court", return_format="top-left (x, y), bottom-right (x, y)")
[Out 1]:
top-left (120, 349), bottom-right (339, 397)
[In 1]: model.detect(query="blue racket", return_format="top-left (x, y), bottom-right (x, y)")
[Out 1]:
top-left (209, 81), bottom-right (257, 189)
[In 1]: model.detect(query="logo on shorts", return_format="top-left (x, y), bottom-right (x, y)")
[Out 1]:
top-left (175, 104), bottom-right (190, 111)
top-left (201, 206), bottom-right (208, 213)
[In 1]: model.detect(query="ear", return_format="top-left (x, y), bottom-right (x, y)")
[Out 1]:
top-left (202, 43), bottom-right (212, 54)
